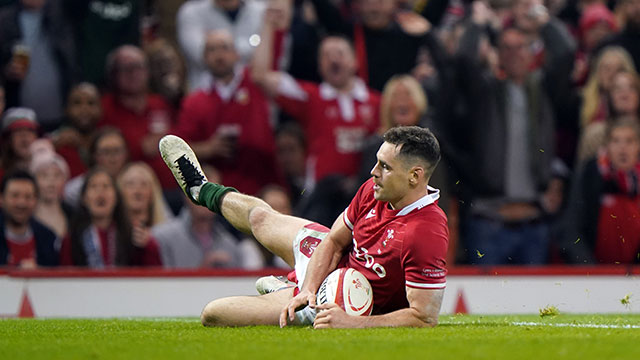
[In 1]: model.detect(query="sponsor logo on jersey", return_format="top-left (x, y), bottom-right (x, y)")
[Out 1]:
top-left (365, 209), bottom-right (376, 219)
top-left (422, 268), bottom-right (446, 278)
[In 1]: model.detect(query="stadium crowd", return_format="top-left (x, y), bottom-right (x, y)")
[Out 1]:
top-left (0, 0), bottom-right (639, 269)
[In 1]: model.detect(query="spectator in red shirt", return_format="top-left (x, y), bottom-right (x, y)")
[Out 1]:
top-left (252, 6), bottom-right (380, 225)
top-left (52, 82), bottom-right (102, 178)
top-left (0, 170), bottom-right (58, 268)
top-left (60, 168), bottom-right (161, 267)
top-left (100, 45), bottom-right (176, 191)
top-left (172, 29), bottom-right (281, 196)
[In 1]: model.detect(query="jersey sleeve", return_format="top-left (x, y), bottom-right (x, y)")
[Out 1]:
top-left (274, 74), bottom-right (312, 122)
top-left (343, 179), bottom-right (374, 231)
top-left (402, 211), bottom-right (449, 289)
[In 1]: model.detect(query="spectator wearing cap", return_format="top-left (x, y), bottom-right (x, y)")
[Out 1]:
top-left (1, 107), bottom-right (38, 181)
top-left (572, 3), bottom-right (619, 86)
top-left (0, 170), bottom-right (58, 268)
top-left (0, 0), bottom-right (76, 131)
top-left (30, 142), bottom-right (73, 239)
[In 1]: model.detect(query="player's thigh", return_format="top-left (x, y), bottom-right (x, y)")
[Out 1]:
top-left (201, 287), bottom-right (294, 327)
top-left (250, 208), bottom-right (313, 265)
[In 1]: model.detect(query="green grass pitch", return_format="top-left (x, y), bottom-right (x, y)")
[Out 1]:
top-left (1, 314), bottom-right (639, 360)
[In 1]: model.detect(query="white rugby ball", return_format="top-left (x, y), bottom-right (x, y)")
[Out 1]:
top-left (316, 268), bottom-right (373, 316)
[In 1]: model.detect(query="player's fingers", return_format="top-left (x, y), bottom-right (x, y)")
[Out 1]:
top-left (315, 303), bottom-right (336, 311)
top-left (288, 302), bottom-right (297, 322)
top-left (279, 306), bottom-right (288, 328)
top-left (308, 294), bottom-right (317, 308)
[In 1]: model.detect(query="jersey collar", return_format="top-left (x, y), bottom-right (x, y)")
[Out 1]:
top-left (319, 77), bottom-right (369, 102)
top-left (395, 186), bottom-right (440, 216)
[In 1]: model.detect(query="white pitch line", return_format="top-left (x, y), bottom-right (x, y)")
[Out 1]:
top-left (511, 321), bottom-right (640, 329)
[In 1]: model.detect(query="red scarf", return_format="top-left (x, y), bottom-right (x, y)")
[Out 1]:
top-left (597, 151), bottom-right (640, 196)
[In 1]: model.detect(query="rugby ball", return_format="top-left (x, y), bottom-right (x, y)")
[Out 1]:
top-left (316, 268), bottom-right (373, 316)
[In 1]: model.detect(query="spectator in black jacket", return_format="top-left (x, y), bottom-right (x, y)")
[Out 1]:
top-left (0, 170), bottom-right (58, 267)
top-left (596, 0), bottom-right (640, 70)
top-left (454, 1), bottom-right (575, 264)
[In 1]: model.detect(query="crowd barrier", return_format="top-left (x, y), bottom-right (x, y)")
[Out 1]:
top-left (1, 266), bottom-right (638, 318)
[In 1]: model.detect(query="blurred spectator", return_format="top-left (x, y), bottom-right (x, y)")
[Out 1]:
top-left (0, 0), bottom-right (76, 131)
top-left (177, 0), bottom-right (266, 90)
top-left (577, 47), bottom-right (638, 163)
top-left (116, 161), bottom-right (172, 228)
top-left (357, 74), bottom-right (427, 186)
top-left (30, 146), bottom-right (72, 240)
top-left (608, 70), bottom-right (640, 120)
top-left (0, 170), bottom-right (58, 267)
top-left (455, 2), bottom-right (574, 264)
top-left (561, 117), bottom-right (640, 264)
top-left (572, 3), bottom-right (618, 85)
top-left (596, 0), bottom-right (640, 70)
top-left (152, 166), bottom-right (263, 269)
top-left (66, 0), bottom-right (141, 86)
top-left (253, 12), bottom-right (381, 224)
top-left (64, 127), bottom-right (129, 206)
top-left (60, 168), bottom-right (161, 267)
top-left (145, 38), bottom-right (186, 109)
top-left (309, 0), bottom-right (441, 91)
top-left (580, 46), bottom-right (636, 128)
top-left (52, 82), bottom-right (102, 178)
top-left (1, 107), bottom-right (38, 180)
top-left (173, 30), bottom-right (281, 196)
top-left (274, 122), bottom-right (307, 209)
top-left (100, 45), bottom-right (176, 191)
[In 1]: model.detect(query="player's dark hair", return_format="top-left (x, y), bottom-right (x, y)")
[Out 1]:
top-left (1, 170), bottom-right (38, 196)
top-left (382, 126), bottom-right (441, 175)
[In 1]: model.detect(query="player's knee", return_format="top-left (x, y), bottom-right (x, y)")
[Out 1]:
top-left (248, 206), bottom-right (273, 232)
top-left (200, 301), bottom-right (222, 327)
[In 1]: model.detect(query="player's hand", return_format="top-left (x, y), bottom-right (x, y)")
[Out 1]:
top-left (313, 303), bottom-right (361, 329)
top-left (279, 289), bottom-right (316, 327)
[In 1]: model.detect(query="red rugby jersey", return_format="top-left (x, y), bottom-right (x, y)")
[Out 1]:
top-left (275, 75), bottom-right (379, 181)
top-left (342, 179), bottom-right (448, 314)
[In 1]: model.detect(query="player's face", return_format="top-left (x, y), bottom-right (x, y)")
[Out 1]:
top-left (370, 142), bottom-right (412, 208)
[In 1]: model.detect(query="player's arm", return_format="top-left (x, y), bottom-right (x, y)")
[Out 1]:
top-left (280, 212), bottom-right (353, 327)
top-left (314, 287), bottom-right (444, 328)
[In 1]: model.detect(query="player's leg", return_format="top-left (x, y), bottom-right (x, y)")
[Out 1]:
top-left (159, 135), bottom-right (312, 266)
top-left (201, 287), bottom-right (295, 327)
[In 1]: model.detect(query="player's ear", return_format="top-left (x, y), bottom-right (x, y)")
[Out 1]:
top-left (409, 166), bottom-right (424, 186)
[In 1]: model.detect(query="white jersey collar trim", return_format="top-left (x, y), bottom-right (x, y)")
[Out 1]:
top-left (395, 186), bottom-right (440, 217)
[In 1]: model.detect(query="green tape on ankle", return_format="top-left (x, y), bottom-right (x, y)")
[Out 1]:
top-left (198, 182), bottom-right (238, 213)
